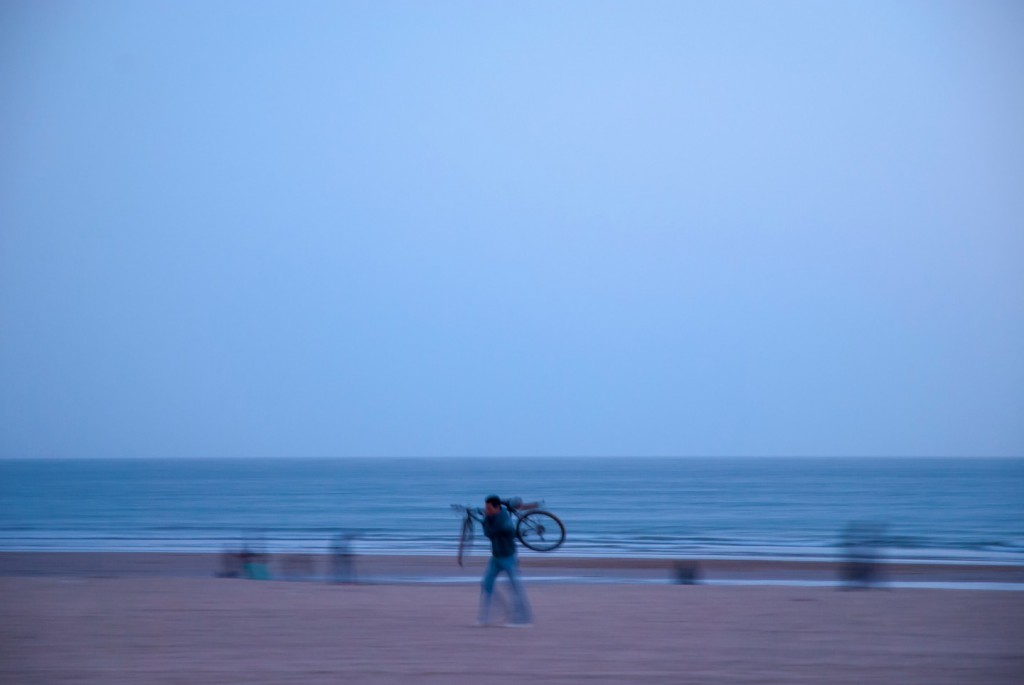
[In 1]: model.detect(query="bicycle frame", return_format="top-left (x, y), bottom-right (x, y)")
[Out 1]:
top-left (451, 500), bottom-right (565, 565)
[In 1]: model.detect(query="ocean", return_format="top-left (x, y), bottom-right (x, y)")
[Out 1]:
top-left (1, 457), bottom-right (1021, 565)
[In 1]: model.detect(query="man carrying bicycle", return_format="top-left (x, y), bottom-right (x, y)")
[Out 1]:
top-left (478, 495), bottom-right (533, 627)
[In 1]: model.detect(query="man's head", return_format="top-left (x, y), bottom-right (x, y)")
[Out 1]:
top-left (484, 495), bottom-right (502, 516)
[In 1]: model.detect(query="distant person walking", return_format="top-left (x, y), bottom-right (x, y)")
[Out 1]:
top-left (478, 495), bottom-right (533, 627)
top-left (330, 533), bottom-right (356, 584)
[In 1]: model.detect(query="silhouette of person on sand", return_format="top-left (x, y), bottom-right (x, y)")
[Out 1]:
top-left (839, 521), bottom-right (885, 589)
top-left (330, 532), bottom-right (357, 584)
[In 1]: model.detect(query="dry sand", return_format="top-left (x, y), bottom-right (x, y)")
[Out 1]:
top-left (0, 577), bottom-right (1019, 683)
top-left (1, 554), bottom-right (1022, 684)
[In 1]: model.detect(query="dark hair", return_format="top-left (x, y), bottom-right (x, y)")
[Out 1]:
top-left (485, 495), bottom-right (502, 508)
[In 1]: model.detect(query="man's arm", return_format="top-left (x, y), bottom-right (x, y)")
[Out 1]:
top-left (504, 497), bottom-right (540, 512)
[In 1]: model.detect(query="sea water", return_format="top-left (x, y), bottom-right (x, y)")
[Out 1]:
top-left (1, 457), bottom-right (1021, 564)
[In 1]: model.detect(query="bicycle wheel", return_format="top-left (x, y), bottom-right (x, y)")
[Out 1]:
top-left (457, 516), bottom-right (474, 566)
top-left (516, 511), bottom-right (565, 552)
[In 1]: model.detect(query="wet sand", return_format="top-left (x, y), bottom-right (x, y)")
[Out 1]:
top-left (1, 551), bottom-right (1022, 584)
top-left (1, 553), bottom-right (1022, 684)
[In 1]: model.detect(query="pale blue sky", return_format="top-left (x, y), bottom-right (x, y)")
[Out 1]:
top-left (1, 1), bottom-right (1022, 457)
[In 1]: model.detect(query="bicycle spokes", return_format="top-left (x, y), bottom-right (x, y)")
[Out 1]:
top-left (516, 511), bottom-right (565, 552)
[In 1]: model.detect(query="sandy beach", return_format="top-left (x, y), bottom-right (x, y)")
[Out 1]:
top-left (1, 553), bottom-right (1022, 684)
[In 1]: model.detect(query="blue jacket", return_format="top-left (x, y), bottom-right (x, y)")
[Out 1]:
top-left (482, 509), bottom-right (517, 558)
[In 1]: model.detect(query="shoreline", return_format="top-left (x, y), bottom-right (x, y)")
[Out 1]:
top-left (3, 551), bottom-right (1022, 587)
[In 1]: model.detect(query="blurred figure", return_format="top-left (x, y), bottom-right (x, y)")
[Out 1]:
top-left (240, 534), bottom-right (272, 580)
top-left (839, 521), bottom-right (886, 589)
top-left (672, 561), bottom-right (702, 585)
top-left (240, 546), bottom-right (268, 579)
top-left (215, 545), bottom-right (244, 578)
top-left (478, 495), bottom-right (533, 627)
top-left (330, 533), bottom-right (357, 584)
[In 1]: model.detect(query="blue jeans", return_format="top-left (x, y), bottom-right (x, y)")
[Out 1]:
top-left (479, 555), bottom-right (532, 624)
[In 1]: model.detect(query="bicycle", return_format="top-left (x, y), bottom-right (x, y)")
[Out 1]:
top-left (451, 498), bottom-right (566, 566)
